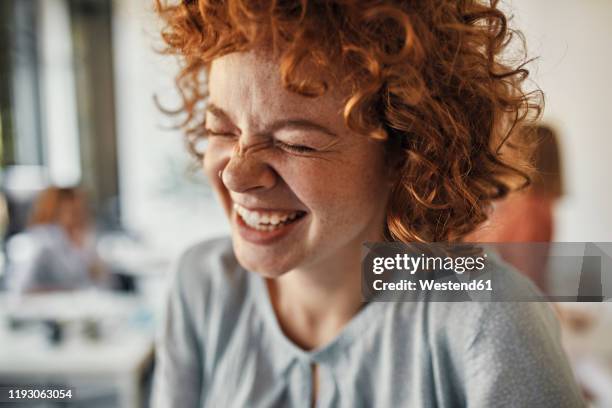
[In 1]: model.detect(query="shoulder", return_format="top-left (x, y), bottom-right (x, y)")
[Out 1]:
top-left (154, 238), bottom-right (241, 408)
top-left (6, 226), bottom-right (64, 266)
top-left (28, 224), bottom-right (65, 240)
top-left (171, 235), bottom-right (245, 294)
top-left (168, 236), bottom-right (249, 324)
top-left (174, 236), bottom-right (240, 281)
top-left (8, 225), bottom-right (59, 249)
top-left (425, 255), bottom-right (559, 352)
top-left (423, 257), bottom-right (584, 406)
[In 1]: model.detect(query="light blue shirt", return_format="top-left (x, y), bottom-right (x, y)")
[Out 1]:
top-left (152, 237), bottom-right (584, 407)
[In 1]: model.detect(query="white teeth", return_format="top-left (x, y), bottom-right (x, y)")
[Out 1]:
top-left (233, 203), bottom-right (302, 230)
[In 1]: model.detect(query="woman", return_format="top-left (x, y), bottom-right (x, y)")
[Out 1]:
top-left (6, 187), bottom-right (108, 293)
top-left (152, 1), bottom-right (584, 406)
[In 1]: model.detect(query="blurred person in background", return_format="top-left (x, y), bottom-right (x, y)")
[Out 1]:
top-left (466, 124), bottom-right (563, 291)
top-left (6, 186), bottom-right (110, 293)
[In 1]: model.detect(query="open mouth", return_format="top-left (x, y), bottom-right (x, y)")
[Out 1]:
top-left (233, 203), bottom-right (307, 231)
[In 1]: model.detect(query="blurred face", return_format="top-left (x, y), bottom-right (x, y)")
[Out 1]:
top-left (204, 50), bottom-right (392, 277)
top-left (57, 196), bottom-right (87, 232)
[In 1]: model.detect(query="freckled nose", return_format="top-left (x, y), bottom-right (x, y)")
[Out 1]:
top-left (221, 153), bottom-right (277, 193)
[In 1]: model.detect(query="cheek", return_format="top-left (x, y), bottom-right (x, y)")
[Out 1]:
top-left (281, 155), bottom-right (389, 222)
top-left (202, 152), bottom-right (217, 181)
top-left (203, 143), bottom-right (231, 204)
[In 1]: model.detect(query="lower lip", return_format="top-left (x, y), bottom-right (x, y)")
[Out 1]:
top-left (234, 211), bottom-right (306, 245)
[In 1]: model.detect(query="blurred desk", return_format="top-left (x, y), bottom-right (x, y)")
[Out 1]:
top-left (0, 291), bottom-right (155, 408)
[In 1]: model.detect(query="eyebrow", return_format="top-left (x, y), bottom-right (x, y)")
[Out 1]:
top-left (205, 103), bottom-right (338, 138)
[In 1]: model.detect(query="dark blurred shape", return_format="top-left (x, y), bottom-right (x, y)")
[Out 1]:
top-left (82, 318), bottom-right (102, 341)
top-left (467, 124), bottom-right (564, 292)
top-left (113, 271), bottom-right (137, 292)
top-left (0, 0), bottom-right (46, 168)
top-left (69, 0), bottom-right (121, 223)
top-left (43, 319), bottom-right (64, 345)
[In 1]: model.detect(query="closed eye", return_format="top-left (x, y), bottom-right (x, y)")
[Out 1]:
top-left (204, 129), bottom-right (236, 138)
top-left (274, 140), bottom-right (316, 154)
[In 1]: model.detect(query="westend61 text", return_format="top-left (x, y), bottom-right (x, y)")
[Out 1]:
top-left (373, 279), bottom-right (493, 292)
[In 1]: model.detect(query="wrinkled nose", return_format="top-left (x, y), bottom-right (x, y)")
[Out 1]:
top-left (220, 142), bottom-right (277, 193)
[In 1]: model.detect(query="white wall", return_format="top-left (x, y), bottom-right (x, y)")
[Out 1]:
top-left (510, 0), bottom-right (612, 241)
top-left (112, 0), bottom-right (229, 258)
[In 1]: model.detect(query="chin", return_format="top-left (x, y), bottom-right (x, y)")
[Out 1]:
top-left (231, 237), bottom-right (299, 278)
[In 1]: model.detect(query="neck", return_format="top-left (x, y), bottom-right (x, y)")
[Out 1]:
top-left (266, 238), bottom-right (372, 350)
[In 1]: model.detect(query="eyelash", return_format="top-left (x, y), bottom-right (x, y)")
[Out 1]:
top-left (274, 140), bottom-right (316, 154)
top-left (204, 129), bottom-right (235, 138)
top-left (204, 129), bottom-right (315, 154)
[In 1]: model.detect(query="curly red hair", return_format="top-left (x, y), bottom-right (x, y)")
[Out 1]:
top-left (156, 0), bottom-right (542, 242)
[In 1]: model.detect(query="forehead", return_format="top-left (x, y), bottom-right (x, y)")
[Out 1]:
top-left (207, 50), bottom-right (346, 126)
